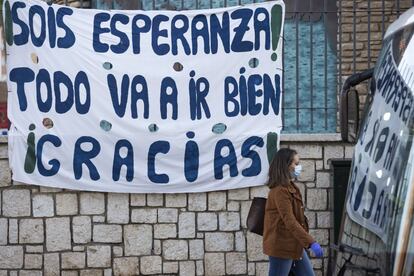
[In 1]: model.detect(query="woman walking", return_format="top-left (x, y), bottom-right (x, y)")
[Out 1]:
top-left (263, 148), bottom-right (323, 276)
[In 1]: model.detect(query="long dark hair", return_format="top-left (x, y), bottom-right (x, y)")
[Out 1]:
top-left (267, 148), bottom-right (297, 188)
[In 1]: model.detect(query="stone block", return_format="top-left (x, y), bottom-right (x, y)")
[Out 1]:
top-left (295, 182), bottom-right (306, 198)
top-left (298, 160), bottom-right (315, 182)
top-left (157, 208), bottom-right (178, 223)
top-left (179, 212), bottom-right (195, 238)
top-left (0, 219), bottom-right (6, 245)
top-left (246, 232), bottom-right (267, 261)
top-left (196, 260), bottom-right (204, 276)
top-left (165, 194), bottom-right (187, 207)
top-left (61, 252), bottom-right (85, 269)
top-left (25, 246), bottom-right (43, 253)
top-left (240, 201), bottom-right (252, 228)
top-left (235, 231), bottom-right (246, 251)
top-left (228, 188), bottom-right (249, 200)
top-left (8, 219), bottom-right (18, 244)
top-left (315, 160), bottom-right (324, 170)
top-left (205, 232), bottom-right (233, 252)
top-left (0, 246), bottom-right (23, 268)
top-left (61, 272), bottom-right (78, 276)
top-left (306, 182), bottom-right (316, 188)
top-left (208, 192), bottom-right (226, 211)
top-left (219, 212), bottom-right (240, 231)
top-left (73, 216), bottom-right (92, 244)
top-left (93, 216), bottom-right (105, 223)
top-left (197, 213), bottom-right (217, 231)
top-left (46, 217), bottom-right (71, 251)
top-left (56, 194), bottom-right (78, 215)
top-left (107, 194), bottom-right (129, 224)
top-left (87, 246), bottom-right (111, 268)
top-left (113, 257), bottom-right (139, 276)
top-left (188, 193), bottom-right (207, 211)
top-left (153, 239), bottom-right (161, 255)
top-left (0, 144), bottom-right (7, 159)
top-left (19, 271), bottom-right (42, 276)
top-left (205, 253), bottom-right (225, 276)
top-left (250, 186), bottom-right (269, 198)
top-left (37, 185), bottom-right (61, 192)
top-left (324, 145), bottom-right (344, 168)
top-left (291, 144), bottom-right (323, 159)
top-left (226, 253), bottom-right (247, 275)
top-left (304, 211), bottom-right (316, 229)
top-left (80, 193), bottom-right (105, 214)
top-left (163, 262), bottom-right (178, 274)
top-left (255, 262), bottom-right (269, 276)
top-left (345, 145), bottom-right (355, 159)
top-left (189, 240), bottom-right (204, 260)
top-left (2, 189), bottom-right (31, 217)
top-left (113, 246), bottom-right (123, 257)
top-left (130, 194), bottom-right (146, 206)
top-left (311, 258), bottom-right (323, 269)
top-left (316, 172), bottom-right (331, 188)
top-left (0, 160), bottom-right (11, 186)
top-left (32, 194), bottom-right (54, 217)
top-left (248, 263), bottom-right (255, 275)
top-left (146, 194), bottom-right (163, 206)
top-left (131, 208), bottom-right (157, 223)
top-left (163, 240), bottom-right (188, 260)
top-left (317, 212), bottom-right (332, 228)
top-left (124, 225), bottom-right (152, 256)
top-left (306, 189), bottom-right (328, 210)
top-left (227, 201), bottom-right (240, 211)
top-left (19, 219), bottom-right (44, 244)
top-left (93, 224), bottom-right (122, 243)
top-left (80, 269), bottom-right (103, 276)
top-left (73, 246), bottom-right (85, 251)
top-left (11, 181), bottom-right (29, 186)
top-left (315, 270), bottom-right (324, 276)
top-left (309, 229), bottom-right (329, 246)
top-left (154, 224), bottom-right (177, 239)
top-left (140, 256), bottom-right (162, 275)
top-left (24, 254), bottom-right (42, 269)
top-left (44, 253), bottom-right (59, 276)
top-left (180, 261), bottom-right (195, 276)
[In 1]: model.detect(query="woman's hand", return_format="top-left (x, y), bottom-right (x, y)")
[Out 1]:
top-left (310, 242), bottom-right (324, 258)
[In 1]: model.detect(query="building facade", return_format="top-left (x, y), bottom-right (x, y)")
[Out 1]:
top-left (0, 0), bottom-right (413, 275)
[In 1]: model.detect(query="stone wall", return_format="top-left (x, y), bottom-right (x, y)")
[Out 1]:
top-left (338, 0), bottom-right (413, 112)
top-left (0, 139), bottom-right (353, 275)
top-left (339, 0), bottom-right (412, 75)
top-left (334, 215), bottom-right (387, 276)
top-left (4, 0), bottom-right (411, 275)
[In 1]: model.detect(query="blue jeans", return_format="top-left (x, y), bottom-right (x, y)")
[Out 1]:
top-left (268, 250), bottom-right (315, 276)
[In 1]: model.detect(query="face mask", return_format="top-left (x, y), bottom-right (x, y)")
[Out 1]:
top-left (291, 164), bottom-right (302, 178)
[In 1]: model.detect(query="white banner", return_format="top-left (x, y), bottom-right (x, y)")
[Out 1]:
top-left (345, 37), bottom-right (414, 241)
top-left (4, 0), bottom-right (284, 193)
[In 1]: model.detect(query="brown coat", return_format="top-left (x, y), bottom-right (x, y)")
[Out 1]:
top-left (263, 181), bottom-right (314, 260)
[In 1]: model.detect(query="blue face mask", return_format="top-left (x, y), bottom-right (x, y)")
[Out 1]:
top-left (291, 164), bottom-right (302, 178)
